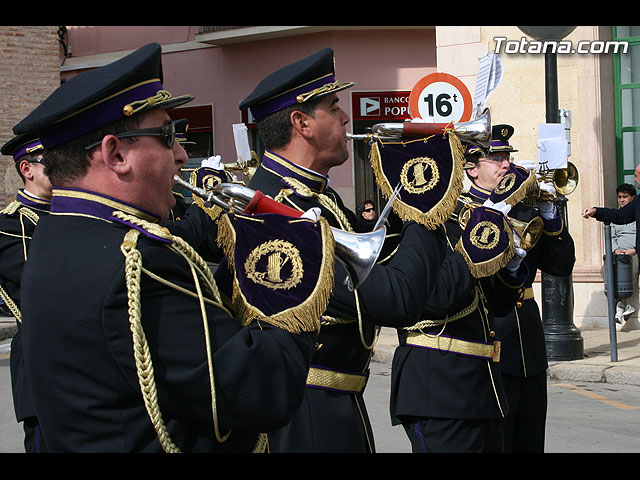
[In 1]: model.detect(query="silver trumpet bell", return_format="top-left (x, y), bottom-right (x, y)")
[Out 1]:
top-left (173, 175), bottom-right (386, 291)
top-left (347, 109), bottom-right (492, 153)
top-left (332, 227), bottom-right (387, 291)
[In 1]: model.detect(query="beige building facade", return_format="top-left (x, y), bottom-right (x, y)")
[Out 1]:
top-left (437, 26), bottom-right (622, 329)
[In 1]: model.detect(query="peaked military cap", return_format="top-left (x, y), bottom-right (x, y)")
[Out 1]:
top-left (13, 43), bottom-right (194, 149)
top-left (463, 123), bottom-right (518, 168)
top-left (1, 131), bottom-right (44, 163)
top-left (239, 47), bottom-right (354, 121)
top-left (488, 124), bottom-right (518, 153)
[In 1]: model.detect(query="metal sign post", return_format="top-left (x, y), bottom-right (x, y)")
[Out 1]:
top-left (603, 223), bottom-right (619, 362)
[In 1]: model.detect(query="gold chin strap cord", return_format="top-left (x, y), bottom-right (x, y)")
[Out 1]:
top-left (116, 213), bottom-right (267, 453)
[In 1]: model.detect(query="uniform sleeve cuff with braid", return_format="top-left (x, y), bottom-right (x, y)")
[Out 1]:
top-left (542, 214), bottom-right (563, 236)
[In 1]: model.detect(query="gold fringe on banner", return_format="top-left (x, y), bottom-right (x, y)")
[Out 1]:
top-left (217, 214), bottom-right (335, 334)
top-left (454, 213), bottom-right (516, 278)
top-left (369, 132), bottom-right (465, 230)
top-left (493, 167), bottom-right (537, 206)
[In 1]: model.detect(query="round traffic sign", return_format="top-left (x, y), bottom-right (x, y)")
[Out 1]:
top-left (409, 73), bottom-right (472, 124)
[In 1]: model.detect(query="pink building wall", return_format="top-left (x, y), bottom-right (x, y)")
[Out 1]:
top-left (63, 27), bottom-right (437, 192)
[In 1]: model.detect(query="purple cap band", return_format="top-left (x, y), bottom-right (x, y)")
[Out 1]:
top-left (491, 140), bottom-right (511, 148)
top-left (250, 75), bottom-right (336, 120)
top-left (13, 139), bottom-right (43, 162)
top-left (38, 80), bottom-right (163, 149)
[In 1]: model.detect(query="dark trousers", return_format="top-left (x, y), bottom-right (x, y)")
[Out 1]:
top-left (402, 416), bottom-right (504, 453)
top-left (501, 371), bottom-right (547, 452)
top-left (23, 417), bottom-right (48, 453)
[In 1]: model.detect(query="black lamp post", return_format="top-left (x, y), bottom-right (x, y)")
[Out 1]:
top-left (518, 26), bottom-right (584, 361)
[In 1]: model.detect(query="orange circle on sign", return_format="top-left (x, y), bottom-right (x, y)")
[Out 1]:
top-left (409, 72), bottom-right (472, 123)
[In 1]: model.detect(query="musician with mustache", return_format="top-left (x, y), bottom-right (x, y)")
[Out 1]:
top-left (14, 43), bottom-right (332, 453)
top-left (241, 47), bottom-right (449, 453)
top-left (463, 125), bottom-right (575, 452)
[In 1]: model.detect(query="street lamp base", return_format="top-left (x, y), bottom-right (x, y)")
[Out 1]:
top-left (544, 325), bottom-right (585, 361)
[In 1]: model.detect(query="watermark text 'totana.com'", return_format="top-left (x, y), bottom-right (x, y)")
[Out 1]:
top-left (494, 36), bottom-right (629, 54)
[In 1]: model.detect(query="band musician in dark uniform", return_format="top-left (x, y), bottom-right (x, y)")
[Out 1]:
top-left (463, 125), bottom-right (575, 452)
top-left (377, 129), bottom-right (529, 452)
top-left (0, 133), bottom-right (52, 453)
top-left (14, 43), bottom-right (337, 453)
top-left (241, 47), bottom-right (449, 452)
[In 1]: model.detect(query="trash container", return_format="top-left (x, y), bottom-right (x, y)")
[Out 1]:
top-left (603, 253), bottom-right (633, 299)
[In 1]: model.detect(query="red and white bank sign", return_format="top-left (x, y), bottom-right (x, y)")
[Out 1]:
top-left (351, 91), bottom-right (411, 122)
top-left (409, 73), bottom-right (472, 124)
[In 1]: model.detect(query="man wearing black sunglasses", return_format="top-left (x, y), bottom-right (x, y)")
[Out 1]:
top-left (12, 43), bottom-right (325, 453)
top-left (84, 118), bottom-right (189, 151)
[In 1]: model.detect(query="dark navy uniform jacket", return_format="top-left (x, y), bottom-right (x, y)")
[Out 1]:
top-left (390, 197), bottom-right (528, 423)
top-left (248, 150), bottom-right (446, 452)
top-left (466, 183), bottom-right (575, 378)
top-left (167, 192), bottom-right (223, 264)
top-left (20, 188), bottom-right (317, 452)
top-left (594, 197), bottom-right (640, 254)
top-left (0, 189), bottom-right (50, 424)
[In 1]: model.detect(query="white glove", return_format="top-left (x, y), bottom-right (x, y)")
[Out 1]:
top-left (538, 181), bottom-right (556, 197)
top-left (483, 199), bottom-right (512, 216)
top-left (516, 160), bottom-right (537, 171)
top-left (201, 155), bottom-right (224, 170)
top-left (506, 246), bottom-right (527, 272)
top-left (300, 207), bottom-right (321, 222)
top-left (537, 182), bottom-right (558, 219)
top-left (512, 231), bottom-right (522, 249)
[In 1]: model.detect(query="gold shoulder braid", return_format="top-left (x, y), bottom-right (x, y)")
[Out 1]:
top-left (0, 200), bottom-right (21, 216)
top-left (0, 284), bottom-right (20, 322)
top-left (0, 203), bottom-right (42, 322)
top-left (17, 205), bottom-right (40, 226)
top-left (278, 177), bottom-right (355, 233)
top-left (115, 211), bottom-right (268, 453)
top-left (0, 202), bottom-right (41, 241)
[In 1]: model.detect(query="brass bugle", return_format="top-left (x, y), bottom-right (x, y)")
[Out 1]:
top-left (179, 154), bottom-right (260, 180)
top-left (452, 197), bottom-right (543, 251)
top-left (173, 175), bottom-right (386, 291)
top-left (347, 109), bottom-right (492, 152)
top-left (528, 161), bottom-right (579, 202)
top-left (223, 156), bottom-right (260, 174)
